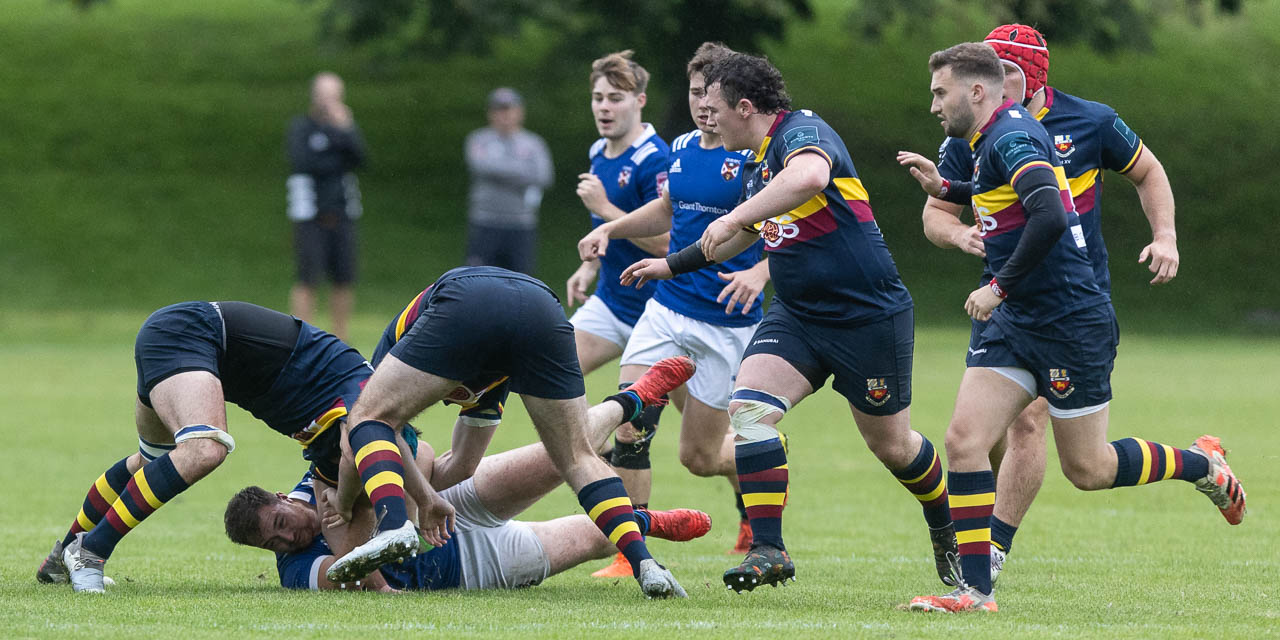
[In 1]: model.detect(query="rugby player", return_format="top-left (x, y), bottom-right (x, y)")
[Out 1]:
top-left (565, 50), bottom-right (677, 577)
top-left (578, 42), bottom-right (771, 568)
top-left (224, 437), bottom-right (711, 593)
top-left (898, 24), bottom-right (1181, 587)
top-left (326, 266), bottom-right (690, 598)
top-left (622, 52), bottom-right (958, 592)
top-left (43, 301), bottom-right (376, 593)
top-left (902, 43), bottom-right (1245, 613)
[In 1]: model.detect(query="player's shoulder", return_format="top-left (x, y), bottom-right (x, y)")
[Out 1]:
top-left (1048, 88), bottom-right (1119, 122)
top-left (671, 129), bottom-right (701, 152)
top-left (629, 124), bottom-right (669, 166)
top-left (588, 138), bottom-right (607, 160)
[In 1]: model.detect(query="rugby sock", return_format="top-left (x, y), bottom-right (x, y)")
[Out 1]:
top-left (1109, 438), bottom-right (1210, 487)
top-left (349, 420), bottom-right (408, 532)
top-left (734, 492), bottom-right (748, 522)
top-left (82, 452), bottom-right (190, 559)
top-left (610, 383), bottom-right (664, 470)
top-left (891, 436), bottom-right (951, 529)
top-left (990, 516), bottom-right (1017, 553)
top-left (603, 388), bottom-right (643, 424)
top-left (632, 508), bottom-right (653, 536)
top-left (949, 470), bottom-right (995, 595)
top-left (578, 477), bottom-right (651, 577)
top-left (736, 438), bottom-right (788, 550)
top-left (63, 457), bottom-right (133, 548)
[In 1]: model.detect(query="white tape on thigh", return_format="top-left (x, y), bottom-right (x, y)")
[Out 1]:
top-left (729, 388), bottom-right (791, 443)
top-left (174, 424), bottom-right (236, 453)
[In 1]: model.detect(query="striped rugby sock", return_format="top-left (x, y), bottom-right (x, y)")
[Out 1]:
top-left (949, 470), bottom-right (995, 595)
top-left (892, 436), bottom-right (951, 530)
top-left (349, 420), bottom-right (408, 532)
top-left (735, 438), bottom-right (788, 550)
top-left (62, 457), bottom-right (133, 548)
top-left (82, 452), bottom-right (190, 559)
top-left (1110, 438), bottom-right (1210, 487)
top-left (578, 476), bottom-right (651, 577)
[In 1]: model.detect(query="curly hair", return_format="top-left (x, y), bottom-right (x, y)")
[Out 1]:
top-left (701, 52), bottom-right (791, 114)
top-left (224, 485), bottom-right (274, 547)
top-left (589, 50), bottom-right (650, 94)
top-left (686, 42), bottom-right (735, 79)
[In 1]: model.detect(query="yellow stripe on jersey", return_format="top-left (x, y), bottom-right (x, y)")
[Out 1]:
top-left (393, 290), bottom-right (428, 342)
top-left (588, 497), bottom-right (632, 522)
top-left (833, 177), bottom-right (869, 202)
top-left (783, 145), bottom-right (832, 168)
top-left (1011, 160), bottom-right (1054, 185)
top-left (1119, 140), bottom-right (1145, 174)
top-left (754, 135), bottom-right (772, 163)
top-left (972, 184), bottom-right (1020, 214)
top-left (1068, 169), bottom-right (1099, 198)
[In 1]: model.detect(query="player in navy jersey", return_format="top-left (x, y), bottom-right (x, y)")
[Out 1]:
top-left (45, 301), bottom-right (376, 593)
top-left (225, 381), bottom-right (710, 592)
top-left (901, 43), bottom-right (1244, 613)
top-left (622, 52), bottom-right (958, 592)
top-left (578, 43), bottom-right (772, 571)
top-left (324, 267), bottom-right (690, 598)
top-left (898, 24), bottom-right (1181, 589)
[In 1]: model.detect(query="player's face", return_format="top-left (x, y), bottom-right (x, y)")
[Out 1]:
top-left (1001, 62), bottom-right (1025, 103)
top-left (687, 72), bottom-right (712, 133)
top-left (701, 82), bottom-right (748, 151)
top-left (252, 496), bottom-right (320, 554)
top-left (591, 76), bottom-right (644, 141)
top-left (930, 66), bottom-right (976, 139)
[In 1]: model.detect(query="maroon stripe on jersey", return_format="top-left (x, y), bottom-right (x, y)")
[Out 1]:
top-left (982, 202), bottom-right (1027, 239)
top-left (1072, 184), bottom-right (1097, 215)
top-left (786, 207), bottom-right (838, 246)
top-left (847, 200), bottom-right (875, 223)
top-left (739, 468), bottom-right (789, 484)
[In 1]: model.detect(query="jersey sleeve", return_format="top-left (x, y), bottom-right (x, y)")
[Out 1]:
top-left (937, 137), bottom-right (973, 182)
top-left (287, 471), bottom-right (317, 504)
top-left (634, 147), bottom-right (670, 205)
top-left (777, 112), bottom-right (841, 169)
top-left (991, 128), bottom-right (1055, 187)
top-left (1099, 111), bottom-right (1144, 174)
top-left (276, 537), bottom-right (331, 590)
top-left (457, 379), bottom-right (509, 427)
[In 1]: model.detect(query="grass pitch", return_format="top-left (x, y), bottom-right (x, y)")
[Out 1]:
top-left (1, 310), bottom-right (1276, 639)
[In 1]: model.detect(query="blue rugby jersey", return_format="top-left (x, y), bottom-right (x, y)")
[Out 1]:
top-left (966, 100), bottom-right (1108, 326)
top-left (587, 124), bottom-right (671, 326)
top-left (937, 87), bottom-right (1146, 293)
top-left (652, 129), bottom-right (763, 327)
top-left (276, 472), bottom-right (462, 591)
top-left (742, 110), bottom-right (912, 325)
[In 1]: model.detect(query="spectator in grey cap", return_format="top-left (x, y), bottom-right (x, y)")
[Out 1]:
top-left (464, 87), bottom-right (554, 275)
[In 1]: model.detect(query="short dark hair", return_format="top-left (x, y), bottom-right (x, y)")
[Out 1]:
top-left (686, 42), bottom-right (735, 79)
top-left (702, 52), bottom-right (791, 114)
top-left (224, 486), bottom-right (274, 547)
top-left (928, 42), bottom-right (1004, 87)
top-left (590, 50), bottom-right (650, 94)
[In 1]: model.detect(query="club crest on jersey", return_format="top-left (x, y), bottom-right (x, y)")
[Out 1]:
top-left (761, 161), bottom-right (772, 184)
top-left (446, 384), bottom-right (483, 407)
top-left (865, 378), bottom-right (890, 407)
top-left (721, 157), bottom-right (742, 181)
top-left (1054, 134), bottom-right (1076, 158)
top-left (617, 166), bottom-right (632, 188)
top-left (1048, 368), bottom-right (1075, 398)
top-left (973, 156), bottom-right (982, 181)
top-left (759, 218), bottom-right (799, 247)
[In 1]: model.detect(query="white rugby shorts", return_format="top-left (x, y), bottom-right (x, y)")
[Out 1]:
top-left (443, 479), bottom-right (550, 590)
top-left (568, 294), bottom-right (634, 349)
top-left (620, 298), bottom-right (756, 410)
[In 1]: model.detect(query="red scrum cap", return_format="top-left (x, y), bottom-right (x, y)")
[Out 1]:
top-left (984, 24), bottom-right (1049, 103)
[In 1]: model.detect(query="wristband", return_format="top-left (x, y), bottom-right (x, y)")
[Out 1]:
top-left (988, 278), bottom-right (1007, 299)
top-left (937, 178), bottom-right (951, 199)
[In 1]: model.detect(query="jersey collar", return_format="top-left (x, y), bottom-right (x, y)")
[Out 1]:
top-left (754, 111), bottom-right (790, 163)
top-left (969, 99), bottom-right (1017, 150)
top-left (631, 123), bottom-right (659, 148)
top-left (1033, 87), bottom-right (1055, 121)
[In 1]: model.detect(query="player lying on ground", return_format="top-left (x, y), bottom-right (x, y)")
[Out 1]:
top-left (900, 43), bottom-right (1244, 613)
top-left (225, 436), bottom-right (711, 592)
top-left (327, 266), bottom-right (692, 598)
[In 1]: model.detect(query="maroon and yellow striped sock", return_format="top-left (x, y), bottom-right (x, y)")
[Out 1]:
top-left (736, 439), bottom-right (789, 550)
top-left (349, 420), bottom-right (408, 532)
top-left (891, 437), bottom-right (951, 529)
top-left (949, 470), bottom-right (995, 595)
top-left (578, 477), bottom-right (651, 577)
top-left (1111, 438), bottom-right (1210, 487)
top-left (62, 457), bottom-right (133, 548)
top-left (82, 452), bottom-right (190, 559)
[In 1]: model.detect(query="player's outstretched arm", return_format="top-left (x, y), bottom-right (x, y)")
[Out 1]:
top-left (578, 194), bottom-right (675, 261)
top-left (1123, 148), bottom-right (1179, 284)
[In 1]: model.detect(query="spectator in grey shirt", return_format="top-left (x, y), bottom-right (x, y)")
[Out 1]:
top-left (464, 88), bottom-right (554, 276)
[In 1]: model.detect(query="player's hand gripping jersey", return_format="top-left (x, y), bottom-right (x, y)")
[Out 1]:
top-left (742, 110), bottom-right (912, 325)
top-left (586, 124), bottom-right (671, 325)
top-left (965, 101), bottom-right (1108, 326)
top-left (938, 88), bottom-right (1145, 294)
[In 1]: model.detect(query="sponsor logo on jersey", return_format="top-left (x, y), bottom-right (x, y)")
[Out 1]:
top-left (655, 171), bottom-right (668, 194)
top-left (760, 218), bottom-right (798, 247)
top-left (1048, 368), bottom-right (1075, 398)
top-left (721, 158), bottom-right (742, 181)
top-left (617, 166), bottom-right (632, 188)
top-left (782, 125), bottom-right (821, 154)
top-left (1053, 134), bottom-right (1076, 158)
top-left (865, 378), bottom-right (890, 407)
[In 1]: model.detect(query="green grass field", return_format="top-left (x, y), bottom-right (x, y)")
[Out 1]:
top-left (1, 310), bottom-right (1275, 639)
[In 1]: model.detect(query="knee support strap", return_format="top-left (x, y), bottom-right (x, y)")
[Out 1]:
top-left (729, 388), bottom-right (791, 443)
top-left (138, 436), bottom-right (177, 462)
top-left (174, 424), bottom-right (236, 453)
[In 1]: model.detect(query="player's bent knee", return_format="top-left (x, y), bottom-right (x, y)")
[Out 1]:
top-left (729, 388), bottom-right (790, 443)
top-left (175, 424), bottom-right (235, 468)
top-left (677, 448), bottom-right (720, 477)
top-left (1060, 458), bottom-right (1111, 491)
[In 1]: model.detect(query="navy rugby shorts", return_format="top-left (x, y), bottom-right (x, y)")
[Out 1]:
top-left (134, 302), bottom-right (225, 406)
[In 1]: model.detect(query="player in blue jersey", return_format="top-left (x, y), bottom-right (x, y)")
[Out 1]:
top-left (622, 52), bottom-right (958, 593)
top-left (324, 267), bottom-right (689, 598)
top-left (45, 301), bottom-right (376, 593)
top-left (898, 24), bottom-right (1181, 589)
top-left (578, 43), bottom-right (772, 571)
top-left (901, 43), bottom-right (1245, 613)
